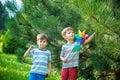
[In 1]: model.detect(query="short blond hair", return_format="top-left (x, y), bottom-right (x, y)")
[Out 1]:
top-left (61, 27), bottom-right (73, 38)
top-left (37, 33), bottom-right (48, 41)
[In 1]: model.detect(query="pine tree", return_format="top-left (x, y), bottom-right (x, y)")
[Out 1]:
top-left (0, 2), bottom-right (7, 30)
top-left (1, 0), bottom-right (120, 79)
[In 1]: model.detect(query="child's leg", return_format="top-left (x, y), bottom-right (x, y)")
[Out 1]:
top-left (37, 74), bottom-right (46, 80)
top-left (29, 73), bottom-right (36, 80)
top-left (68, 67), bottom-right (77, 80)
top-left (61, 68), bottom-right (69, 80)
top-left (29, 73), bottom-right (46, 80)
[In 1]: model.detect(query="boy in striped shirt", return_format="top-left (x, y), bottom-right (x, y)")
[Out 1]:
top-left (60, 27), bottom-right (95, 80)
top-left (24, 33), bottom-right (52, 80)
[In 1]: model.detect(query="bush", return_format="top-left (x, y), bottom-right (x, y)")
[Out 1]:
top-left (2, 30), bottom-right (27, 56)
top-left (2, 30), bottom-right (18, 54)
top-left (15, 47), bottom-right (26, 61)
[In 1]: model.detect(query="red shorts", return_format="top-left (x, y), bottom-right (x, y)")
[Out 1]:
top-left (61, 67), bottom-right (77, 80)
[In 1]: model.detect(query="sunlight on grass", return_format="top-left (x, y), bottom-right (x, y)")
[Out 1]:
top-left (46, 68), bottom-right (61, 80)
top-left (0, 53), bottom-right (30, 80)
top-left (0, 66), bottom-right (29, 80)
top-left (0, 53), bottom-right (61, 80)
top-left (0, 42), bottom-right (2, 52)
top-left (0, 42), bottom-right (2, 47)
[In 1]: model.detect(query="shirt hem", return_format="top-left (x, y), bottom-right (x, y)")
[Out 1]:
top-left (30, 72), bottom-right (46, 76)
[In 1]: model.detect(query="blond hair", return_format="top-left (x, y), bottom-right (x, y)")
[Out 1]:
top-left (37, 33), bottom-right (48, 41)
top-left (61, 27), bottom-right (73, 38)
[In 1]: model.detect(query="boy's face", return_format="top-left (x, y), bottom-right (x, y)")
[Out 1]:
top-left (37, 39), bottom-right (48, 50)
top-left (64, 30), bottom-right (74, 40)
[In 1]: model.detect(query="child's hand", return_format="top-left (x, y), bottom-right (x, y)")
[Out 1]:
top-left (47, 71), bottom-right (51, 77)
top-left (92, 32), bottom-right (96, 36)
top-left (29, 45), bottom-right (34, 50)
top-left (63, 58), bottom-right (67, 63)
top-left (60, 56), bottom-right (67, 63)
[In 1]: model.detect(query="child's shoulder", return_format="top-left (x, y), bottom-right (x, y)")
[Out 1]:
top-left (44, 49), bottom-right (51, 54)
top-left (61, 44), bottom-right (70, 49)
top-left (46, 49), bottom-right (51, 52)
top-left (30, 48), bottom-right (38, 51)
top-left (62, 44), bottom-right (67, 47)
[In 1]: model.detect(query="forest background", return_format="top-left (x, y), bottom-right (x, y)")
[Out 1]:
top-left (0, 0), bottom-right (120, 80)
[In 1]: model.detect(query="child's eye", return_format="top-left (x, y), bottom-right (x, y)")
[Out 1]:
top-left (68, 32), bottom-right (71, 34)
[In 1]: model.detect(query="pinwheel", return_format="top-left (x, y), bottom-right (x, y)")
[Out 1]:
top-left (72, 30), bottom-right (88, 52)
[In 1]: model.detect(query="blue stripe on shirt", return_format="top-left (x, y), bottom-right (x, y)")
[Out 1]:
top-left (30, 48), bottom-right (51, 75)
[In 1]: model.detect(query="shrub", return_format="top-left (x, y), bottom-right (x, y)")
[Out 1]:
top-left (2, 30), bottom-right (27, 56)
top-left (15, 47), bottom-right (26, 61)
top-left (2, 30), bottom-right (18, 54)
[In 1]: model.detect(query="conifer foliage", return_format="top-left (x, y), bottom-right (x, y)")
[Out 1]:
top-left (1, 0), bottom-right (120, 79)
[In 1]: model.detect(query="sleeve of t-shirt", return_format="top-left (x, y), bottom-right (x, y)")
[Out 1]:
top-left (29, 49), bottom-right (34, 57)
top-left (48, 51), bottom-right (52, 61)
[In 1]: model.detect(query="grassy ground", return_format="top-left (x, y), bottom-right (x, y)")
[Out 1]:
top-left (0, 42), bottom-right (2, 52)
top-left (0, 53), bottom-right (61, 80)
top-left (0, 53), bottom-right (30, 80)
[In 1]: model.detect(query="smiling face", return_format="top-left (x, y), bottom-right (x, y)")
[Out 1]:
top-left (36, 34), bottom-right (48, 50)
top-left (37, 39), bottom-right (48, 50)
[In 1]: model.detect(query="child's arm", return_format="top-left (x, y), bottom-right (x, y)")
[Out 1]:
top-left (47, 61), bottom-right (51, 77)
top-left (83, 32), bottom-right (95, 45)
top-left (60, 56), bottom-right (67, 63)
top-left (23, 45), bottom-right (34, 58)
top-left (60, 45), bottom-right (67, 62)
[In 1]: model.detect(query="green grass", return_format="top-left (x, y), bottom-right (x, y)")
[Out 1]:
top-left (0, 42), bottom-right (2, 52)
top-left (0, 53), bottom-right (60, 80)
top-left (0, 53), bottom-right (30, 80)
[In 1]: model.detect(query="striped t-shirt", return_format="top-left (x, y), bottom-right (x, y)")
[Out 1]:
top-left (60, 43), bottom-right (82, 68)
top-left (30, 48), bottom-right (51, 75)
